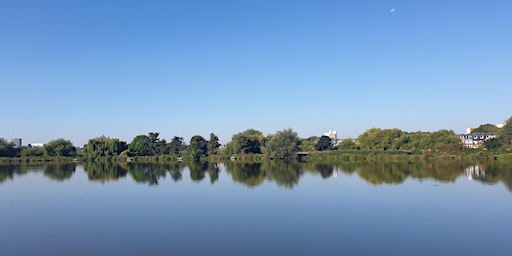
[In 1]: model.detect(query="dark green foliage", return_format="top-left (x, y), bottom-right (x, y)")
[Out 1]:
top-left (499, 116), bottom-right (512, 147)
top-left (484, 137), bottom-right (501, 149)
top-left (227, 129), bottom-right (264, 154)
top-left (44, 138), bottom-right (76, 157)
top-left (189, 135), bottom-right (208, 159)
top-left (207, 133), bottom-right (221, 155)
top-left (471, 124), bottom-right (500, 134)
top-left (357, 128), bottom-right (461, 153)
top-left (315, 135), bottom-right (333, 151)
top-left (0, 138), bottom-right (17, 157)
top-left (169, 136), bottom-right (186, 155)
top-left (129, 135), bottom-right (151, 156)
top-left (128, 133), bottom-right (170, 156)
top-left (338, 138), bottom-right (358, 150)
top-left (20, 146), bottom-right (44, 157)
top-left (265, 128), bottom-right (300, 159)
top-left (83, 136), bottom-right (127, 159)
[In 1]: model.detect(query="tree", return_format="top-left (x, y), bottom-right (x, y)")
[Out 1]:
top-left (148, 132), bottom-right (169, 155)
top-left (300, 136), bottom-right (318, 152)
top-left (499, 116), bottom-right (512, 147)
top-left (83, 136), bottom-right (128, 159)
top-left (189, 135), bottom-right (207, 159)
top-left (338, 138), bottom-right (358, 150)
top-left (129, 135), bottom-right (151, 156)
top-left (265, 128), bottom-right (300, 160)
top-left (169, 136), bottom-right (185, 155)
top-left (471, 124), bottom-right (500, 134)
top-left (315, 135), bottom-right (333, 151)
top-left (207, 133), bottom-right (221, 155)
top-left (0, 138), bottom-right (17, 157)
top-left (44, 139), bottom-right (76, 157)
top-left (228, 129), bottom-right (264, 154)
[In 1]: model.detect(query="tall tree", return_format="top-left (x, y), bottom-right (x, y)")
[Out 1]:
top-left (169, 136), bottom-right (185, 155)
top-left (499, 116), bottom-right (512, 147)
top-left (44, 139), bottom-right (76, 157)
top-left (207, 133), bottom-right (221, 155)
top-left (128, 135), bottom-right (151, 156)
top-left (315, 135), bottom-right (333, 151)
top-left (189, 135), bottom-right (207, 159)
top-left (228, 129), bottom-right (264, 154)
top-left (0, 138), bottom-right (17, 157)
top-left (83, 136), bottom-right (128, 159)
top-left (265, 128), bottom-right (300, 159)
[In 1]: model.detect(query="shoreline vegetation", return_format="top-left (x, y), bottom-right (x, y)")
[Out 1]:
top-left (1, 115), bottom-right (511, 164)
top-left (1, 150), bottom-right (511, 164)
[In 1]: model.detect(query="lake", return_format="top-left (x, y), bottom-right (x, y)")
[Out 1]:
top-left (1, 161), bottom-right (511, 256)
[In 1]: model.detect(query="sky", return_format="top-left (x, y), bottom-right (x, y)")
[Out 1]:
top-left (1, 0), bottom-right (511, 146)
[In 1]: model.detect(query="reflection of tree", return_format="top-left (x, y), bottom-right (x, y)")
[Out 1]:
top-left (355, 161), bottom-right (466, 185)
top-left (314, 163), bottom-right (334, 179)
top-left (225, 162), bottom-right (264, 187)
top-left (357, 163), bottom-right (409, 185)
top-left (261, 161), bottom-right (302, 189)
top-left (0, 165), bottom-right (22, 183)
top-left (83, 162), bottom-right (128, 182)
top-left (168, 162), bottom-right (184, 182)
top-left (43, 163), bottom-right (76, 181)
top-left (129, 164), bottom-right (167, 185)
top-left (188, 161), bottom-right (207, 182)
top-left (207, 162), bottom-right (220, 184)
top-left (474, 162), bottom-right (512, 192)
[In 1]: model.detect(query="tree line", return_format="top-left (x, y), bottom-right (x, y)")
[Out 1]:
top-left (1, 115), bottom-right (511, 160)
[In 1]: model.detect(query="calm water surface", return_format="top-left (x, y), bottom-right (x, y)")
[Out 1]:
top-left (1, 161), bottom-right (511, 256)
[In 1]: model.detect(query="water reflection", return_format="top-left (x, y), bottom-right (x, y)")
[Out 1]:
top-left (43, 163), bottom-right (76, 181)
top-left (83, 162), bottom-right (128, 182)
top-left (469, 162), bottom-right (512, 192)
top-left (2, 161), bottom-right (512, 192)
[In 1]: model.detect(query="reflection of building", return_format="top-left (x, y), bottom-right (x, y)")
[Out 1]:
top-left (459, 133), bottom-right (497, 149)
top-left (332, 166), bottom-right (339, 178)
top-left (465, 165), bottom-right (485, 180)
top-left (11, 138), bottom-right (22, 148)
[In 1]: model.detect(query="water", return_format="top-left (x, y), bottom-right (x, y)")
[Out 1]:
top-left (1, 161), bottom-right (511, 256)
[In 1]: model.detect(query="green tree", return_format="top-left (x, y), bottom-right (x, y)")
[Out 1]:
top-left (338, 138), bottom-right (358, 150)
top-left (484, 137), bottom-right (501, 150)
top-left (189, 135), bottom-right (207, 159)
top-left (0, 138), bottom-right (18, 157)
top-left (44, 138), bottom-right (76, 157)
top-left (169, 136), bottom-right (185, 155)
top-left (148, 132), bottom-right (169, 155)
top-left (499, 116), bottom-right (512, 147)
top-left (300, 136), bottom-right (318, 152)
top-left (471, 124), bottom-right (500, 134)
top-left (227, 129), bottom-right (264, 154)
top-left (129, 135), bottom-right (151, 156)
top-left (315, 135), bottom-right (333, 151)
top-left (83, 136), bottom-right (127, 159)
top-left (20, 146), bottom-right (44, 157)
top-left (207, 133), bottom-right (221, 155)
top-left (265, 128), bottom-right (300, 159)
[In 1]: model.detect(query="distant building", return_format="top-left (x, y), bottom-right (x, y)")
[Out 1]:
top-left (11, 138), bottom-right (22, 148)
top-left (323, 130), bottom-right (337, 141)
top-left (459, 133), bottom-right (497, 149)
top-left (29, 143), bottom-right (44, 148)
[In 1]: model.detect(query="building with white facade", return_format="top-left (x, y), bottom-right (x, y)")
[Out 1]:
top-left (459, 133), bottom-right (497, 149)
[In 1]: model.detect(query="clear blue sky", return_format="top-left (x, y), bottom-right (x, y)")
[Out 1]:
top-left (2, 0), bottom-right (511, 146)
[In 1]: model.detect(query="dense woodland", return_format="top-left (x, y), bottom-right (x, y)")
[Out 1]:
top-left (1, 116), bottom-right (511, 161)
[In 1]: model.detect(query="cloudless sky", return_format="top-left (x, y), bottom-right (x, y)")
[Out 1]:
top-left (1, 0), bottom-right (511, 146)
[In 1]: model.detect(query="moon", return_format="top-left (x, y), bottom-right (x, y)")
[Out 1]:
top-left (390, 8), bottom-right (396, 13)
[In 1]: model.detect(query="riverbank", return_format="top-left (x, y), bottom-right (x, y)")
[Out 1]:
top-left (2, 150), bottom-right (510, 164)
